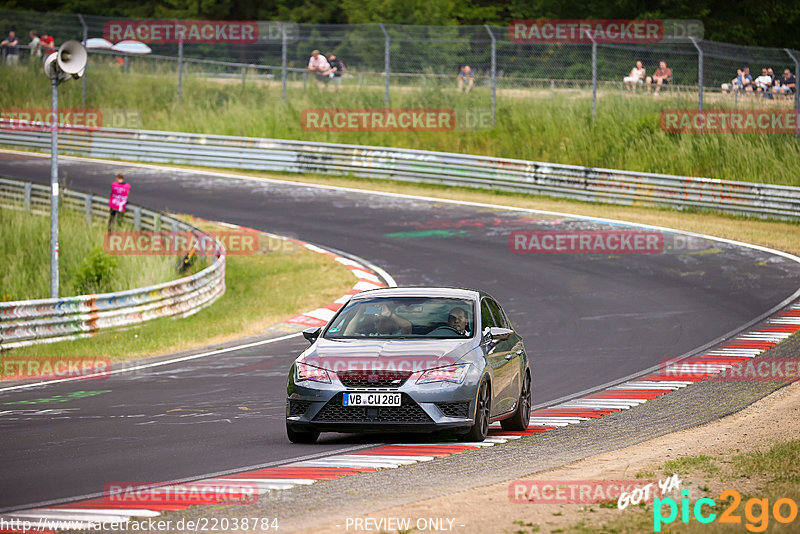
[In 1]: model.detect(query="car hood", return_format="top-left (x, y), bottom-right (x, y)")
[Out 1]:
top-left (299, 337), bottom-right (474, 373)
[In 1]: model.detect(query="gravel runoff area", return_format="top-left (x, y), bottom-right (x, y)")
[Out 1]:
top-left (141, 333), bottom-right (800, 534)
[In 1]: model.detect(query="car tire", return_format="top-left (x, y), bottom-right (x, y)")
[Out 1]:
top-left (286, 424), bottom-right (320, 444)
top-left (459, 378), bottom-right (491, 442)
top-left (501, 371), bottom-right (531, 431)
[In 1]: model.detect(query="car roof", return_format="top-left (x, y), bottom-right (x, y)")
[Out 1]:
top-left (350, 286), bottom-right (481, 301)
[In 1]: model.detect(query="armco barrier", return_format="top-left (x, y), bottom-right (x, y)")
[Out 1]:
top-left (0, 121), bottom-right (798, 219)
top-left (0, 177), bottom-right (226, 350)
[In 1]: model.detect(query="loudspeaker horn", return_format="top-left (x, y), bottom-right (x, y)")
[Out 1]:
top-left (56, 40), bottom-right (88, 78)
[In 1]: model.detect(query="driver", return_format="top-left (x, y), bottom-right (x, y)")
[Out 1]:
top-left (447, 307), bottom-right (470, 336)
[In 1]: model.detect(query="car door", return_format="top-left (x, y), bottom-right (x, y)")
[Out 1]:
top-left (480, 297), bottom-right (515, 416)
top-left (487, 298), bottom-right (525, 411)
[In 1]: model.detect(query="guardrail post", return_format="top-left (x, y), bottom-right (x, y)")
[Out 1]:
top-left (484, 25), bottom-right (497, 126)
top-left (133, 206), bottom-right (141, 231)
top-left (379, 23), bottom-right (390, 107)
top-left (84, 193), bottom-right (92, 225)
top-left (784, 49), bottom-right (799, 139)
top-left (23, 182), bottom-right (31, 211)
top-left (171, 220), bottom-right (179, 233)
top-left (690, 37), bottom-right (703, 111)
top-left (281, 22), bottom-right (288, 102)
top-left (77, 14), bottom-right (88, 105)
top-left (154, 212), bottom-right (161, 231)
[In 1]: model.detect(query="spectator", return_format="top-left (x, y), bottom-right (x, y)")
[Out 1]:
top-left (326, 53), bottom-right (345, 87)
top-left (646, 61), bottom-right (672, 95)
top-left (776, 68), bottom-right (796, 98)
top-left (458, 65), bottom-right (474, 93)
top-left (754, 68), bottom-right (773, 95)
top-left (1, 30), bottom-right (20, 66)
top-left (307, 49), bottom-right (331, 86)
top-left (623, 60), bottom-right (646, 91)
top-left (40, 33), bottom-right (55, 55)
top-left (28, 30), bottom-right (40, 58)
top-left (722, 67), bottom-right (753, 93)
top-left (741, 67), bottom-right (754, 92)
top-left (108, 173), bottom-right (130, 229)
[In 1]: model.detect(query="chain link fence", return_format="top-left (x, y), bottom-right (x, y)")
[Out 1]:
top-left (1, 8), bottom-right (798, 128)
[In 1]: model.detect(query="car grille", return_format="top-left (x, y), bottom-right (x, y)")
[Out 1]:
top-left (313, 393), bottom-right (431, 423)
top-left (337, 371), bottom-right (411, 389)
top-left (288, 399), bottom-right (312, 417)
top-left (436, 401), bottom-right (471, 418)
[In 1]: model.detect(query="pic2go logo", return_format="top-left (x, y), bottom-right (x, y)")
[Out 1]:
top-left (654, 489), bottom-right (798, 532)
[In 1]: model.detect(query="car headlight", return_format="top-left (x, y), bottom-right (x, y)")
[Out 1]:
top-left (416, 363), bottom-right (470, 384)
top-left (294, 361), bottom-right (332, 384)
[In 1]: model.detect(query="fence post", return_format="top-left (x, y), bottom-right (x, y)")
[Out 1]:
top-left (690, 37), bottom-right (703, 111)
top-left (784, 49), bottom-right (799, 139)
top-left (133, 206), bottom-right (141, 231)
top-left (585, 31), bottom-right (597, 121)
top-left (281, 22), bottom-right (288, 102)
top-left (241, 66), bottom-right (246, 88)
top-left (23, 182), bottom-right (31, 211)
top-left (484, 25), bottom-right (497, 126)
top-left (77, 14), bottom-right (88, 105)
top-left (379, 23), bottom-right (390, 107)
top-left (177, 24), bottom-right (184, 104)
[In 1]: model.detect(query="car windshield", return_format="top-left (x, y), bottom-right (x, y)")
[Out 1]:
top-left (324, 296), bottom-right (475, 339)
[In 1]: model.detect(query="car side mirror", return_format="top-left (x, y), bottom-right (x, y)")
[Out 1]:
top-left (303, 327), bottom-right (321, 343)
top-left (490, 327), bottom-right (513, 341)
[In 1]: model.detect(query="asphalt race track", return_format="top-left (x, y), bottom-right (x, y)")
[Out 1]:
top-left (1, 151), bottom-right (799, 511)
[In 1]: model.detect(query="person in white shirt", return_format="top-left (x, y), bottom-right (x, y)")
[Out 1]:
top-left (29, 30), bottom-right (40, 57)
top-left (623, 61), bottom-right (646, 91)
top-left (754, 68), bottom-right (773, 93)
top-left (307, 49), bottom-right (331, 86)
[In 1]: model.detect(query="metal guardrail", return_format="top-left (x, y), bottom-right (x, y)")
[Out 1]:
top-left (0, 121), bottom-right (799, 219)
top-left (0, 177), bottom-right (226, 350)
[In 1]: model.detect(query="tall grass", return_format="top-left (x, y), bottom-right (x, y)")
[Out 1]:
top-left (1, 61), bottom-right (798, 186)
top-left (0, 206), bottom-right (203, 301)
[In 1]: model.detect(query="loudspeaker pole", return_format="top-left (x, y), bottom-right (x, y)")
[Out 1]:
top-left (44, 41), bottom-right (87, 298)
top-left (50, 73), bottom-right (59, 298)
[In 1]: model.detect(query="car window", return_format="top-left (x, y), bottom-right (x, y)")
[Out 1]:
top-left (480, 299), bottom-right (498, 331)
top-left (324, 296), bottom-right (475, 339)
top-left (486, 298), bottom-right (508, 328)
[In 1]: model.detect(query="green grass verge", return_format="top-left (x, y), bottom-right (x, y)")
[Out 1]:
top-left (4, 216), bottom-right (355, 362)
top-left (1, 61), bottom-right (799, 186)
top-left (0, 205), bottom-right (204, 301)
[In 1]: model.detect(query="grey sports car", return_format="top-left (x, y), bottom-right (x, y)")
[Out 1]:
top-left (285, 287), bottom-right (531, 443)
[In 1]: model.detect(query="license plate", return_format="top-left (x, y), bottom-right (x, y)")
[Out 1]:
top-left (342, 392), bottom-right (401, 407)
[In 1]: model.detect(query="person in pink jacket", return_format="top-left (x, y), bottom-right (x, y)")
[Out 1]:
top-left (108, 173), bottom-right (131, 228)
